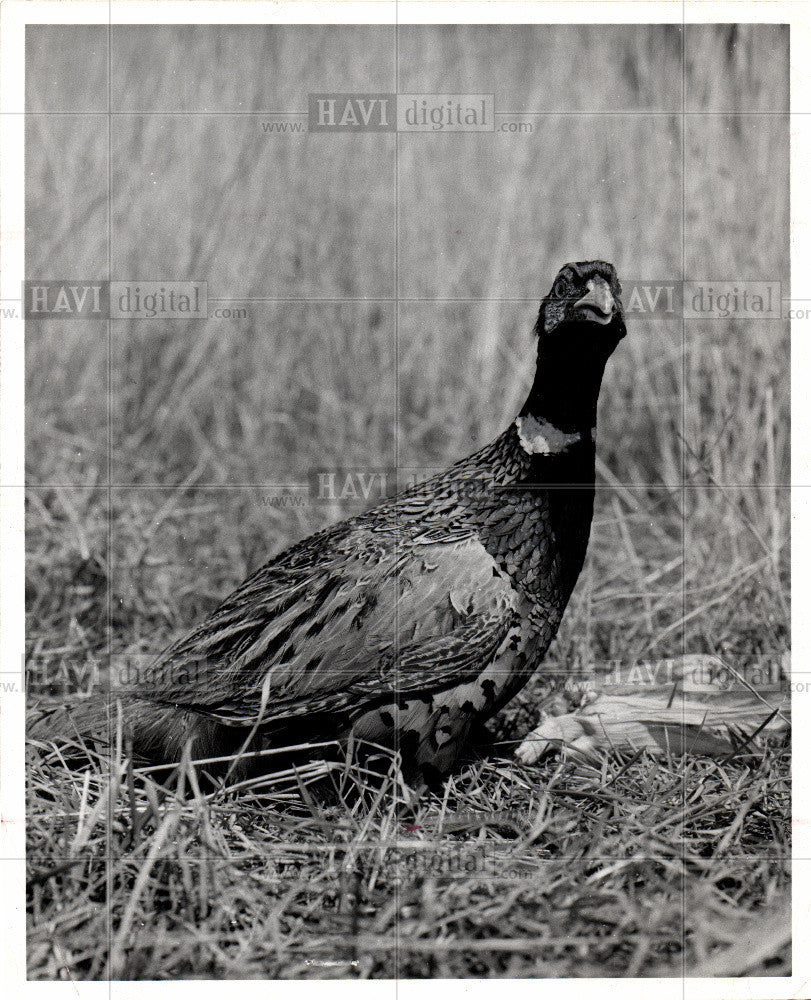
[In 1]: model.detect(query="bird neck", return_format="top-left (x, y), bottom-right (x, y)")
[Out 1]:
top-left (519, 337), bottom-right (608, 441)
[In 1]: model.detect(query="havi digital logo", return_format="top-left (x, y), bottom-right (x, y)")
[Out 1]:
top-left (309, 94), bottom-right (494, 132)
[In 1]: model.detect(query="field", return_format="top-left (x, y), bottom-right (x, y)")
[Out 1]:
top-left (25, 24), bottom-right (790, 979)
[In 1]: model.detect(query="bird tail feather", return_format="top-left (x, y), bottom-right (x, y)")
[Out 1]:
top-left (27, 696), bottom-right (249, 768)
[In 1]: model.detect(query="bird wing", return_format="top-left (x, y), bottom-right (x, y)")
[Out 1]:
top-left (132, 519), bottom-right (524, 726)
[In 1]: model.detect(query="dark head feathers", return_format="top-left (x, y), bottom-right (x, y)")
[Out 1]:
top-left (535, 260), bottom-right (626, 344)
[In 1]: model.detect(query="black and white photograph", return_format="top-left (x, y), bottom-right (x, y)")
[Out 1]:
top-left (2, 0), bottom-right (802, 990)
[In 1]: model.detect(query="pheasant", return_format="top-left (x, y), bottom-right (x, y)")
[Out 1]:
top-left (34, 261), bottom-right (626, 786)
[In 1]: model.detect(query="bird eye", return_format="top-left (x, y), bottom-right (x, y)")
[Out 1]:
top-left (552, 278), bottom-right (568, 299)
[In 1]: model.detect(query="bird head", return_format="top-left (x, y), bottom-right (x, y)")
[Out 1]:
top-left (537, 260), bottom-right (626, 358)
top-left (520, 261), bottom-right (626, 435)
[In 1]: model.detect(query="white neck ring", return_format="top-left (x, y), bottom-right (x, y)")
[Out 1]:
top-left (515, 415), bottom-right (596, 455)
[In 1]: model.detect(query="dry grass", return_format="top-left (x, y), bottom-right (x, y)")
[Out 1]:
top-left (27, 724), bottom-right (790, 979)
top-left (25, 24), bottom-right (790, 979)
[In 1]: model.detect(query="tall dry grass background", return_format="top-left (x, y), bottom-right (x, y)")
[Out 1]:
top-left (24, 24), bottom-right (790, 979)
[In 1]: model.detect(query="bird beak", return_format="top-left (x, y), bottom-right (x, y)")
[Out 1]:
top-left (574, 277), bottom-right (615, 325)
